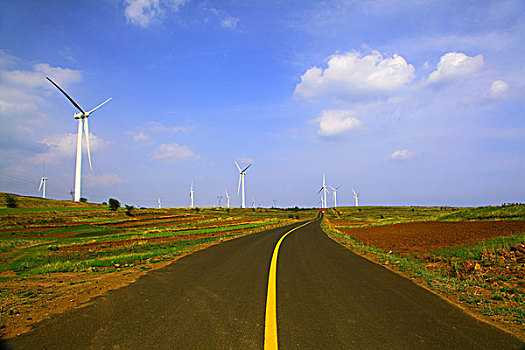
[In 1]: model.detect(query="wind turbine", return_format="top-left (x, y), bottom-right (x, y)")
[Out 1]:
top-left (235, 162), bottom-right (251, 208)
top-left (46, 77), bottom-right (111, 202)
top-left (157, 196), bottom-right (161, 209)
top-left (352, 188), bottom-right (360, 207)
top-left (331, 185), bottom-right (342, 208)
top-left (225, 190), bottom-right (230, 208)
top-left (317, 173), bottom-right (328, 209)
top-left (190, 181), bottom-right (195, 208)
top-left (38, 162), bottom-right (47, 199)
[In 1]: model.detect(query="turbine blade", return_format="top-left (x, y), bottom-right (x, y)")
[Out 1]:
top-left (46, 77), bottom-right (85, 114)
top-left (38, 178), bottom-right (43, 191)
top-left (86, 97), bottom-right (112, 115)
top-left (84, 118), bottom-right (92, 170)
top-left (234, 161), bottom-right (241, 172)
top-left (352, 188), bottom-right (356, 195)
top-left (242, 163), bottom-right (252, 173)
top-left (238, 174), bottom-right (242, 194)
top-left (318, 187), bottom-right (323, 194)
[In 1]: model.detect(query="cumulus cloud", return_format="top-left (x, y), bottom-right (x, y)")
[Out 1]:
top-left (124, 0), bottom-right (188, 27)
top-left (0, 63), bottom-right (82, 117)
top-left (84, 173), bottom-right (125, 187)
top-left (427, 52), bottom-right (484, 85)
top-left (390, 149), bottom-right (416, 160)
top-left (153, 142), bottom-right (199, 162)
top-left (294, 51), bottom-right (415, 100)
top-left (488, 80), bottom-right (509, 99)
top-left (30, 132), bottom-right (107, 164)
top-left (315, 110), bottom-right (362, 137)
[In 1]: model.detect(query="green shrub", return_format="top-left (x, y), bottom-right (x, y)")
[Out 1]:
top-left (5, 195), bottom-right (17, 208)
top-left (108, 198), bottom-right (120, 211)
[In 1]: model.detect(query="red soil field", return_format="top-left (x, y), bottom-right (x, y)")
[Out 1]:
top-left (340, 221), bottom-right (525, 254)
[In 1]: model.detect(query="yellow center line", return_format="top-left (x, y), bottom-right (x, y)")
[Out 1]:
top-left (264, 219), bottom-right (315, 350)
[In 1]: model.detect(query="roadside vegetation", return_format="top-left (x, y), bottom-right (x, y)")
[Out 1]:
top-left (0, 192), bottom-right (317, 338)
top-left (323, 204), bottom-right (525, 340)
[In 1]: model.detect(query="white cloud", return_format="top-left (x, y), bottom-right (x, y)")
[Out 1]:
top-left (0, 50), bottom-right (17, 68)
top-left (84, 173), bottom-right (125, 186)
top-left (294, 51), bottom-right (415, 100)
top-left (125, 130), bottom-right (153, 145)
top-left (124, 0), bottom-right (188, 27)
top-left (0, 63), bottom-right (82, 119)
top-left (315, 110), bottom-right (362, 137)
top-left (153, 142), bottom-right (199, 162)
top-left (30, 132), bottom-right (107, 164)
top-left (220, 15), bottom-right (240, 29)
top-left (1, 63), bottom-right (81, 89)
top-left (390, 149), bottom-right (416, 160)
top-left (235, 157), bottom-right (253, 164)
top-left (126, 121), bottom-right (187, 145)
top-left (428, 52), bottom-right (484, 85)
top-left (488, 80), bottom-right (509, 99)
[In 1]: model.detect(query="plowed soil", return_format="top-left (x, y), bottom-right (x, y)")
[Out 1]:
top-left (340, 221), bottom-right (525, 254)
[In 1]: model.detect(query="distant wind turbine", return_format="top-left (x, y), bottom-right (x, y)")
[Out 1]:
top-left (317, 173), bottom-right (328, 209)
top-left (331, 185), bottom-right (341, 208)
top-left (38, 162), bottom-right (47, 199)
top-left (46, 77), bottom-right (111, 202)
top-left (352, 188), bottom-right (360, 207)
top-left (225, 190), bottom-right (230, 208)
top-left (235, 162), bottom-right (251, 208)
top-left (157, 196), bottom-right (161, 209)
top-left (190, 181), bottom-right (195, 208)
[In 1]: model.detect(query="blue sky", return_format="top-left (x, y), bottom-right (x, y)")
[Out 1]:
top-left (0, 0), bottom-right (524, 207)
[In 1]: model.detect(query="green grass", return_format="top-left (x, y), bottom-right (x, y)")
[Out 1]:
top-left (426, 232), bottom-right (525, 261)
top-left (439, 204), bottom-right (525, 221)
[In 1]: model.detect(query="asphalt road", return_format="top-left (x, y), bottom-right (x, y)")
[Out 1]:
top-left (4, 215), bottom-right (524, 349)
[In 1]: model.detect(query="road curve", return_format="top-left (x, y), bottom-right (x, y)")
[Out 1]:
top-left (4, 217), bottom-right (524, 349)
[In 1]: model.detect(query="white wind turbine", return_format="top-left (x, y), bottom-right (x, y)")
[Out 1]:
top-left (190, 181), bottom-right (195, 208)
top-left (352, 188), bottom-right (360, 207)
top-left (317, 173), bottom-right (328, 209)
top-left (331, 185), bottom-right (341, 208)
top-left (235, 162), bottom-right (251, 208)
top-left (38, 162), bottom-right (48, 199)
top-left (225, 190), bottom-right (230, 208)
top-left (157, 196), bottom-right (161, 209)
top-left (46, 77), bottom-right (111, 202)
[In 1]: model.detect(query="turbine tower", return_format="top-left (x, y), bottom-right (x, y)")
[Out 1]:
top-left (225, 190), bottom-right (230, 208)
top-left (38, 162), bottom-right (47, 199)
top-left (190, 181), bottom-right (195, 208)
top-left (157, 196), bottom-right (161, 209)
top-left (352, 188), bottom-right (360, 207)
top-left (331, 185), bottom-right (341, 208)
top-left (46, 77), bottom-right (111, 202)
top-left (317, 173), bottom-right (328, 209)
top-left (235, 162), bottom-right (251, 208)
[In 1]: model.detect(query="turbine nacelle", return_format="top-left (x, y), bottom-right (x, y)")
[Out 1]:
top-left (74, 112), bottom-right (87, 119)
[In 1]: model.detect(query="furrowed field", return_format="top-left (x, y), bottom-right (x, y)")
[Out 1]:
top-left (0, 192), bottom-right (315, 338)
top-left (323, 204), bottom-right (525, 339)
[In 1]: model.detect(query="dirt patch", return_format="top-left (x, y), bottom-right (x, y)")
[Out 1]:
top-left (341, 221), bottom-right (525, 254)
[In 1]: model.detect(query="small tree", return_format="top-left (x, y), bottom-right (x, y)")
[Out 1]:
top-left (79, 197), bottom-right (87, 203)
top-left (108, 198), bottom-right (120, 211)
top-left (125, 204), bottom-right (134, 217)
top-left (5, 195), bottom-right (17, 208)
